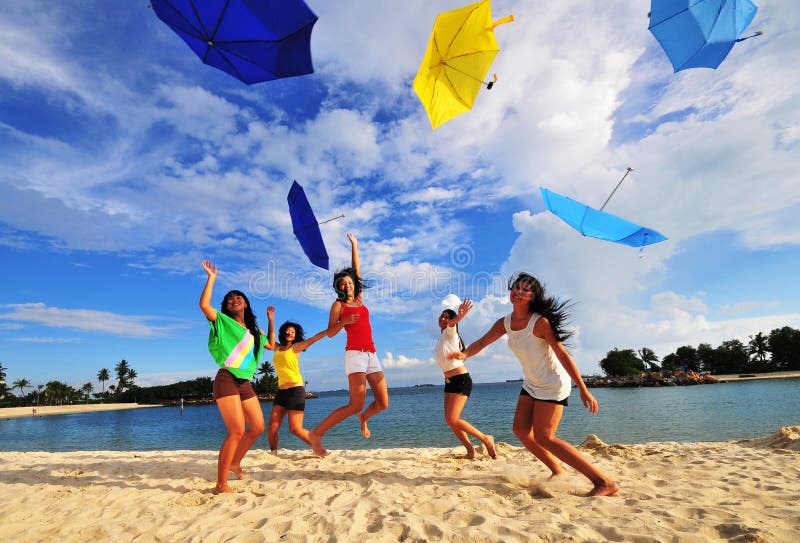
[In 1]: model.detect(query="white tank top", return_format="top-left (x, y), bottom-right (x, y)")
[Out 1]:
top-left (504, 313), bottom-right (571, 401)
top-left (434, 325), bottom-right (465, 372)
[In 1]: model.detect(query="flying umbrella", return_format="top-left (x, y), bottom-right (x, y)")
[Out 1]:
top-left (288, 181), bottom-right (343, 270)
top-left (413, 0), bottom-right (514, 129)
top-left (540, 169), bottom-right (667, 248)
top-left (648, 0), bottom-right (761, 72)
top-left (151, 0), bottom-right (318, 84)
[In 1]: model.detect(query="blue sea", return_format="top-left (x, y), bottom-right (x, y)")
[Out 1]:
top-left (1, 379), bottom-right (798, 452)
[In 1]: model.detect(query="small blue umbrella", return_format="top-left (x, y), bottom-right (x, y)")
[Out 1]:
top-left (648, 0), bottom-right (761, 72)
top-left (151, 0), bottom-right (318, 84)
top-left (288, 181), bottom-right (342, 270)
top-left (540, 169), bottom-right (667, 248)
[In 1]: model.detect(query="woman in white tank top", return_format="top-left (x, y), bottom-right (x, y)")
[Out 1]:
top-left (434, 299), bottom-right (496, 459)
top-left (450, 273), bottom-right (619, 497)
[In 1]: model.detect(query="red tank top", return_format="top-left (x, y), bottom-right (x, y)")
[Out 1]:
top-left (340, 303), bottom-right (375, 352)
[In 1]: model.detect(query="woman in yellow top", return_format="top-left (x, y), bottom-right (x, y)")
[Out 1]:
top-left (266, 315), bottom-right (354, 453)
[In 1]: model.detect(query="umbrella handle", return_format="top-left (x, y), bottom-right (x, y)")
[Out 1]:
top-left (736, 30), bottom-right (763, 43)
top-left (489, 14), bottom-right (515, 30)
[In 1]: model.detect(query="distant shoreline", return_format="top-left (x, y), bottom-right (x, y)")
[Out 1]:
top-left (712, 371), bottom-right (800, 382)
top-left (0, 403), bottom-right (160, 420)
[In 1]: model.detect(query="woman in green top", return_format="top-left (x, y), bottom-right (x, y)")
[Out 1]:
top-left (200, 260), bottom-right (275, 494)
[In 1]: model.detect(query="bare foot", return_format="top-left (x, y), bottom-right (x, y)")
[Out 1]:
top-left (229, 465), bottom-right (244, 480)
top-left (460, 448), bottom-right (476, 459)
top-left (212, 484), bottom-right (235, 495)
top-left (587, 480), bottom-right (620, 497)
top-left (308, 430), bottom-right (329, 457)
top-left (358, 413), bottom-right (371, 439)
top-left (482, 435), bottom-right (497, 459)
top-left (547, 472), bottom-right (569, 482)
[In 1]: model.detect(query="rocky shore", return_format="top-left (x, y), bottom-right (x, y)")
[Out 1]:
top-left (583, 370), bottom-right (718, 388)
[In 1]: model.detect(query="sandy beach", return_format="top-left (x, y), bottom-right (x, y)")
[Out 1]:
top-left (0, 403), bottom-right (159, 420)
top-left (1, 426), bottom-right (797, 542)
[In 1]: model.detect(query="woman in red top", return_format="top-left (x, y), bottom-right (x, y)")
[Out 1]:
top-left (308, 232), bottom-right (389, 457)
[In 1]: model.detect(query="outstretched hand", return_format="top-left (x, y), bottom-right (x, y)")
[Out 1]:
top-left (580, 389), bottom-right (599, 414)
top-left (266, 306), bottom-right (275, 320)
top-left (458, 299), bottom-right (473, 318)
top-left (202, 260), bottom-right (217, 278)
top-left (347, 232), bottom-right (357, 246)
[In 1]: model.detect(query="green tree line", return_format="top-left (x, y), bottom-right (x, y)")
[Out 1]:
top-left (598, 326), bottom-right (800, 377)
top-left (1, 358), bottom-right (279, 407)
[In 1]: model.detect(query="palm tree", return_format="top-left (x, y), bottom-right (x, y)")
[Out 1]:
top-left (747, 333), bottom-right (770, 370)
top-left (11, 378), bottom-right (32, 405)
top-left (638, 348), bottom-right (660, 372)
top-left (81, 382), bottom-right (94, 403)
top-left (97, 368), bottom-right (110, 396)
top-left (255, 361), bottom-right (276, 394)
top-left (126, 368), bottom-right (137, 387)
top-left (114, 360), bottom-right (131, 393)
top-left (0, 362), bottom-right (7, 399)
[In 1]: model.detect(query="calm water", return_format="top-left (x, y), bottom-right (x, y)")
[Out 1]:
top-left (1, 379), bottom-right (798, 452)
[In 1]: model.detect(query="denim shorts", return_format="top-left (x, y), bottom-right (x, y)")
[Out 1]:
top-left (213, 368), bottom-right (256, 401)
top-left (444, 372), bottom-right (473, 397)
top-left (274, 386), bottom-right (306, 411)
top-left (344, 350), bottom-right (383, 375)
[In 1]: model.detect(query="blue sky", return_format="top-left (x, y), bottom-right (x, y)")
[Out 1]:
top-left (1, 0), bottom-right (798, 394)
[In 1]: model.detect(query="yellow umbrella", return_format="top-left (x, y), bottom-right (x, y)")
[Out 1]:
top-left (413, 0), bottom-right (513, 129)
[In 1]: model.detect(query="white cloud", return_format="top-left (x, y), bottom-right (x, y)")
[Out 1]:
top-left (0, 303), bottom-right (191, 338)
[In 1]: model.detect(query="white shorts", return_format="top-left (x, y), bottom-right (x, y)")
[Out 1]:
top-left (344, 350), bottom-right (383, 375)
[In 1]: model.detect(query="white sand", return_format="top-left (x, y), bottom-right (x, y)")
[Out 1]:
top-left (1, 426), bottom-right (798, 542)
top-left (0, 403), bottom-right (159, 419)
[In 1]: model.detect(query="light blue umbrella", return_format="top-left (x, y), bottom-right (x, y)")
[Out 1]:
top-left (649, 0), bottom-right (761, 72)
top-left (540, 169), bottom-right (667, 248)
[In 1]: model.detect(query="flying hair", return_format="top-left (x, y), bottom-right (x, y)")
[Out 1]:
top-left (508, 273), bottom-right (574, 343)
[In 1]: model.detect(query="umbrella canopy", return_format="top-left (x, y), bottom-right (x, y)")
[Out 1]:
top-left (413, 0), bottom-right (513, 129)
top-left (151, 0), bottom-right (318, 84)
top-left (288, 180), bottom-right (329, 270)
top-left (649, 0), bottom-right (760, 72)
top-left (540, 188), bottom-right (667, 248)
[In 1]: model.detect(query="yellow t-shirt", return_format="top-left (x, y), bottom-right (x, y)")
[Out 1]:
top-left (273, 347), bottom-right (303, 386)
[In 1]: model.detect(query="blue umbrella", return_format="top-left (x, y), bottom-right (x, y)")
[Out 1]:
top-left (648, 0), bottom-right (761, 72)
top-left (540, 170), bottom-right (667, 248)
top-left (151, 0), bottom-right (318, 84)
top-left (288, 181), bottom-right (343, 270)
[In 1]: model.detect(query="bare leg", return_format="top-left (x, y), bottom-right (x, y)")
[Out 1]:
top-left (228, 396), bottom-right (265, 478)
top-left (267, 405), bottom-right (287, 452)
top-left (512, 394), bottom-right (564, 476)
top-left (309, 373), bottom-right (367, 456)
top-left (444, 392), bottom-right (496, 459)
top-left (531, 400), bottom-right (619, 496)
top-left (358, 371), bottom-right (389, 439)
top-left (287, 410), bottom-right (311, 446)
top-left (214, 394), bottom-right (245, 494)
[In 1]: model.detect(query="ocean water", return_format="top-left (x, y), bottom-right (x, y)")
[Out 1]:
top-left (1, 379), bottom-right (798, 452)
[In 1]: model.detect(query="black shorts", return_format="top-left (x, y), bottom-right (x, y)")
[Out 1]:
top-left (520, 387), bottom-right (568, 406)
top-left (213, 368), bottom-right (256, 401)
top-left (274, 386), bottom-right (306, 411)
top-left (444, 373), bottom-right (473, 397)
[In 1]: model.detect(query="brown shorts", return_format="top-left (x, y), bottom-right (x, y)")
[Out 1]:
top-left (213, 368), bottom-right (256, 401)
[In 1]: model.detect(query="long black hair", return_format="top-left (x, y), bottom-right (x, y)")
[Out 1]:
top-left (508, 273), bottom-right (574, 343)
top-left (442, 309), bottom-right (466, 351)
top-left (278, 321), bottom-right (305, 346)
top-left (333, 267), bottom-right (368, 301)
top-left (221, 290), bottom-right (261, 356)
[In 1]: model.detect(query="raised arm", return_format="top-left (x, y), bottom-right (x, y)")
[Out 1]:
top-left (533, 316), bottom-right (598, 414)
top-left (449, 318), bottom-right (506, 360)
top-left (448, 299), bottom-right (473, 328)
top-left (347, 232), bottom-right (360, 279)
top-left (199, 260), bottom-right (218, 321)
top-left (292, 328), bottom-right (329, 352)
top-left (326, 300), bottom-right (359, 338)
top-left (264, 306), bottom-right (276, 350)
